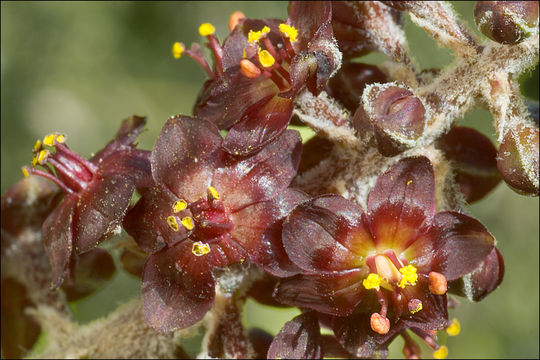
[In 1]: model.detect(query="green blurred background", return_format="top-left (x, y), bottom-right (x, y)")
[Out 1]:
top-left (1, 1), bottom-right (538, 358)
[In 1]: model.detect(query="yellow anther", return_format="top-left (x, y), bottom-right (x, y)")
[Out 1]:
top-left (406, 179), bottom-right (413, 185)
top-left (242, 48), bottom-right (247, 59)
top-left (56, 134), bottom-right (66, 143)
top-left (433, 346), bottom-right (448, 359)
top-left (172, 42), bottom-right (185, 59)
top-left (363, 273), bottom-right (381, 291)
top-left (258, 50), bottom-right (275, 68)
top-left (21, 167), bottom-right (30, 178)
top-left (248, 26), bottom-right (270, 43)
top-left (411, 301), bottom-right (423, 314)
top-left (173, 200), bottom-right (187, 213)
top-left (181, 216), bottom-right (195, 230)
top-left (199, 23), bottom-right (215, 37)
top-left (31, 155), bottom-right (38, 167)
top-left (279, 23), bottom-right (298, 42)
top-left (398, 264), bottom-right (418, 288)
top-left (167, 216), bottom-right (179, 232)
top-left (43, 134), bottom-right (57, 146)
top-left (33, 139), bottom-right (42, 152)
top-left (446, 318), bottom-right (461, 336)
top-left (192, 241), bottom-right (211, 256)
top-left (207, 186), bottom-right (220, 200)
top-left (37, 150), bottom-right (49, 165)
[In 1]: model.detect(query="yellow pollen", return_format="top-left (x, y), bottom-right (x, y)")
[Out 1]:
top-left (446, 318), bottom-right (461, 336)
top-left (208, 186), bottom-right (220, 199)
top-left (407, 179), bottom-right (413, 185)
top-left (398, 264), bottom-right (418, 288)
top-left (173, 200), bottom-right (187, 213)
top-left (199, 23), bottom-right (215, 37)
top-left (411, 301), bottom-right (423, 314)
top-left (242, 48), bottom-right (246, 59)
top-left (279, 23), bottom-right (298, 42)
top-left (363, 273), bottom-right (381, 291)
top-left (433, 346), bottom-right (448, 359)
top-left (172, 42), bottom-right (185, 59)
top-left (258, 50), bottom-right (275, 68)
top-left (247, 26), bottom-right (270, 43)
top-left (56, 134), bottom-right (66, 143)
top-left (167, 216), bottom-right (179, 232)
top-left (181, 216), bottom-right (195, 230)
top-left (192, 241), bottom-right (211, 256)
top-left (31, 155), bottom-right (38, 167)
top-left (33, 139), bottom-right (42, 152)
top-left (21, 167), bottom-right (30, 178)
top-left (37, 150), bottom-right (49, 165)
top-left (43, 133), bottom-right (57, 146)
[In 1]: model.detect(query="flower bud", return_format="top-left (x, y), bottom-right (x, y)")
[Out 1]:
top-left (327, 62), bottom-right (388, 112)
top-left (497, 123), bottom-right (539, 196)
top-left (354, 85), bottom-right (426, 157)
top-left (474, 1), bottom-right (539, 44)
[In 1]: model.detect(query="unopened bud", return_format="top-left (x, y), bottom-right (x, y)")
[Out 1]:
top-left (370, 312), bottom-right (390, 334)
top-left (429, 271), bottom-right (448, 295)
top-left (497, 123), bottom-right (539, 196)
top-left (354, 85), bottom-right (426, 157)
top-left (474, 1), bottom-right (539, 44)
top-left (228, 11), bottom-right (245, 32)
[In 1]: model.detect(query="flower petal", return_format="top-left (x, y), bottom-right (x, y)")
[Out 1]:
top-left (288, 1), bottom-right (332, 52)
top-left (222, 95), bottom-right (294, 156)
top-left (73, 174), bottom-right (136, 254)
top-left (42, 193), bottom-right (76, 288)
top-left (366, 156), bottom-right (435, 251)
top-left (214, 129), bottom-right (301, 211)
top-left (151, 115), bottom-right (222, 202)
top-left (448, 247), bottom-right (504, 301)
top-left (141, 241), bottom-right (216, 332)
top-left (408, 211), bottom-right (495, 281)
top-left (267, 311), bottom-right (322, 359)
top-left (231, 188), bottom-right (308, 277)
top-left (274, 271), bottom-right (366, 316)
top-left (283, 194), bottom-right (373, 274)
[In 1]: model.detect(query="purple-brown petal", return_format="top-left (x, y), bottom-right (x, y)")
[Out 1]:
top-left (222, 95), bottom-right (293, 156)
top-left (231, 188), bottom-right (308, 277)
top-left (151, 115), bottom-right (222, 202)
top-left (366, 156), bottom-right (434, 251)
top-left (274, 272), bottom-right (366, 316)
top-left (141, 241), bottom-right (215, 332)
top-left (437, 126), bottom-right (501, 203)
top-left (408, 211), bottom-right (495, 281)
top-left (283, 194), bottom-right (373, 274)
top-left (73, 174), bottom-right (136, 254)
top-left (249, 328), bottom-right (274, 359)
top-left (288, 1), bottom-right (332, 53)
top-left (267, 311), bottom-right (322, 359)
top-left (42, 194), bottom-right (76, 288)
top-left (400, 281), bottom-right (448, 332)
top-left (214, 129), bottom-right (301, 211)
top-left (61, 248), bottom-right (116, 301)
top-left (448, 247), bottom-right (504, 301)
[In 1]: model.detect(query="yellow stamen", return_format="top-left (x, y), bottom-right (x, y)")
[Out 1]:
top-left (167, 216), bottom-right (179, 232)
top-left (446, 318), bottom-right (461, 336)
top-left (279, 23), bottom-right (298, 42)
top-left (363, 273), bottom-right (381, 291)
top-left (21, 167), bottom-right (30, 178)
top-left (31, 155), bottom-right (38, 167)
top-left (411, 301), bottom-right (423, 314)
top-left (192, 241), bottom-right (211, 256)
top-left (37, 150), bottom-right (49, 165)
top-left (207, 186), bottom-right (220, 200)
top-left (398, 264), bottom-right (418, 288)
top-left (173, 200), bottom-right (187, 213)
top-left (181, 216), bottom-right (194, 230)
top-left (247, 26), bottom-right (270, 43)
top-left (43, 133), bottom-right (57, 146)
top-left (242, 48), bottom-right (246, 59)
top-left (433, 346), bottom-right (448, 359)
top-left (56, 134), bottom-right (66, 143)
top-left (199, 23), bottom-right (215, 37)
top-left (33, 140), bottom-right (42, 152)
top-left (406, 179), bottom-right (413, 185)
top-left (258, 50), bottom-right (275, 68)
top-left (172, 42), bottom-right (185, 59)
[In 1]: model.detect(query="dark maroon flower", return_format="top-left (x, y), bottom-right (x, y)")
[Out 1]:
top-left (123, 115), bottom-right (306, 331)
top-left (22, 116), bottom-right (152, 288)
top-left (437, 126), bottom-right (501, 203)
top-left (175, 1), bottom-right (339, 155)
top-left (275, 156), bottom-right (502, 356)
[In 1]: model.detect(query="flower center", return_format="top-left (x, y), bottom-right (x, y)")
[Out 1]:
top-left (22, 133), bottom-right (98, 194)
